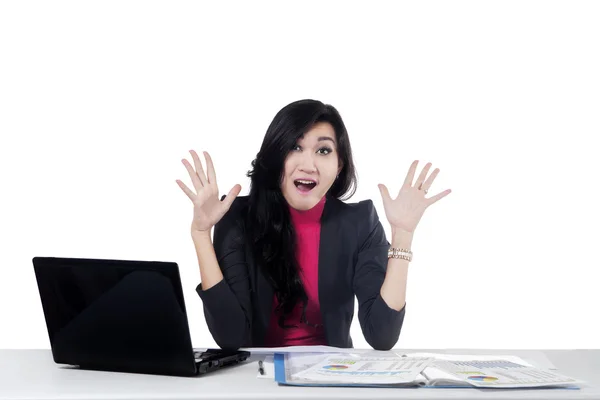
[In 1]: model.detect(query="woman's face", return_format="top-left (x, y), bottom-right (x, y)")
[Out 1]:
top-left (281, 122), bottom-right (341, 211)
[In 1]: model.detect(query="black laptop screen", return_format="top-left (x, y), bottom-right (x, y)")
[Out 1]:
top-left (32, 257), bottom-right (194, 368)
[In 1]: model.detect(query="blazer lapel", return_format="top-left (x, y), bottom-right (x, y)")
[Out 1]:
top-left (318, 194), bottom-right (341, 344)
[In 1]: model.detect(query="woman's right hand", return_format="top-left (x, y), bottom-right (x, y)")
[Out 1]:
top-left (176, 150), bottom-right (241, 234)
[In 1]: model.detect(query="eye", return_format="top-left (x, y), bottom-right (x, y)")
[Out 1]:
top-left (291, 144), bottom-right (301, 151)
top-left (317, 147), bottom-right (333, 155)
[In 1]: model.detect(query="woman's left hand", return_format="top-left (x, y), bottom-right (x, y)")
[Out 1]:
top-left (378, 160), bottom-right (451, 233)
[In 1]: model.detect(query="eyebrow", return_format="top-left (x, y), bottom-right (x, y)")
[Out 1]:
top-left (318, 136), bottom-right (336, 145)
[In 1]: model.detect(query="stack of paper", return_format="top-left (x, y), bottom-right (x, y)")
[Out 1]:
top-left (268, 351), bottom-right (584, 389)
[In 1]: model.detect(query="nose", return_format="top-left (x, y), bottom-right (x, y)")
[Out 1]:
top-left (298, 152), bottom-right (317, 173)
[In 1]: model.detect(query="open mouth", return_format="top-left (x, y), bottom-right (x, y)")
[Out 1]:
top-left (294, 179), bottom-right (317, 193)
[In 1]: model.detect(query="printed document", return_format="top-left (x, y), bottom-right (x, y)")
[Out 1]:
top-left (274, 351), bottom-right (584, 389)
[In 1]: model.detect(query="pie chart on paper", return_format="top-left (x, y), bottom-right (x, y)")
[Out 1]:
top-left (323, 365), bottom-right (349, 370)
top-left (468, 375), bottom-right (499, 382)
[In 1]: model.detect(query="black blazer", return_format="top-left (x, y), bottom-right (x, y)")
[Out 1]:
top-left (196, 193), bottom-right (406, 351)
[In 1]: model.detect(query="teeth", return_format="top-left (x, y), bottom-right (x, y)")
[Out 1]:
top-left (296, 180), bottom-right (315, 184)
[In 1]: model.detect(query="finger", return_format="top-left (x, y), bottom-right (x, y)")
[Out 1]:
top-left (221, 184), bottom-right (242, 210)
top-left (182, 159), bottom-right (203, 193)
top-left (427, 189), bottom-right (452, 205)
top-left (378, 184), bottom-right (392, 202)
top-left (402, 160), bottom-right (419, 188)
top-left (190, 150), bottom-right (208, 186)
top-left (415, 162), bottom-right (432, 190)
top-left (421, 168), bottom-right (440, 191)
top-left (175, 179), bottom-right (196, 202)
top-left (204, 151), bottom-right (217, 185)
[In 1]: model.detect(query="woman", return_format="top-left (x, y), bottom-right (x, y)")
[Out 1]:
top-left (176, 99), bottom-right (451, 351)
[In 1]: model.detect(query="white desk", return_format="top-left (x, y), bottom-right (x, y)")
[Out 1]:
top-left (0, 349), bottom-right (598, 400)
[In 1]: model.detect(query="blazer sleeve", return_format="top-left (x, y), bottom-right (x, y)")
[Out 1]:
top-left (352, 199), bottom-right (406, 351)
top-left (195, 199), bottom-right (252, 350)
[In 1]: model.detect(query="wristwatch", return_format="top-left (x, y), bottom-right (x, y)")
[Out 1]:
top-left (388, 247), bottom-right (413, 262)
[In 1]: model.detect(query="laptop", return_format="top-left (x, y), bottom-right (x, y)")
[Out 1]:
top-left (32, 256), bottom-right (250, 377)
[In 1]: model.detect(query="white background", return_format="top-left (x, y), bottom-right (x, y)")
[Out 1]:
top-left (1, 1), bottom-right (598, 350)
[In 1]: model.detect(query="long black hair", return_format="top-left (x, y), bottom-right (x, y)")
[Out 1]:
top-left (244, 99), bottom-right (357, 327)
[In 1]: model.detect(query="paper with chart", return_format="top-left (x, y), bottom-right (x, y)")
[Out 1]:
top-left (289, 353), bottom-right (433, 385)
top-left (432, 359), bottom-right (583, 388)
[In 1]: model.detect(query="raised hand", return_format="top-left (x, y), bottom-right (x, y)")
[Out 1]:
top-left (378, 160), bottom-right (451, 233)
top-left (176, 150), bottom-right (241, 234)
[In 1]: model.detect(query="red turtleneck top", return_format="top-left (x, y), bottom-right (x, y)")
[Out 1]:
top-left (263, 195), bottom-right (327, 346)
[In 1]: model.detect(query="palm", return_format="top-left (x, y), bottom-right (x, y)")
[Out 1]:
top-left (378, 160), bottom-right (451, 233)
top-left (191, 189), bottom-right (228, 231)
top-left (176, 150), bottom-right (241, 233)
